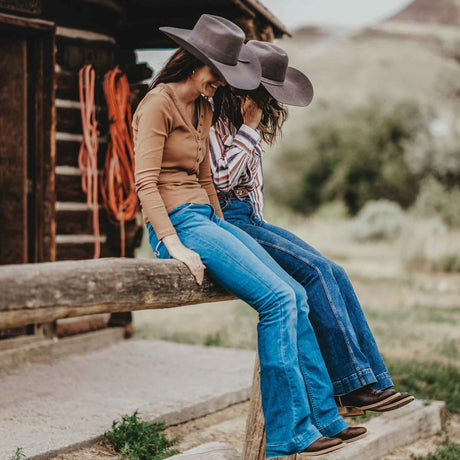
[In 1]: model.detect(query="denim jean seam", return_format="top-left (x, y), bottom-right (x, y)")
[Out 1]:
top-left (332, 368), bottom-right (377, 394)
top-left (317, 414), bottom-right (346, 432)
top-left (265, 425), bottom-right (320, 448)
top-left (374, 370), bottom-right (392, 379)
top-left (255, 239), bottom-right (364, 377)
top-left (180, 227), bottom-right (300, 436)
top-left (296, 343), bottom-right (322, 428)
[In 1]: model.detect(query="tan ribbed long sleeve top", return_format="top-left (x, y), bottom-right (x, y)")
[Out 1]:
top-left (133, 83), bottom-right (223, 240)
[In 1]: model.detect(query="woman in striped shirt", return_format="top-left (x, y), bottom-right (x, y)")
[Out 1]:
top-left (209, 40), bottom-right (414, 417)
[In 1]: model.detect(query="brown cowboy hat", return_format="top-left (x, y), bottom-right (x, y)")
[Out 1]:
top-left (246, 40), bottom-right (313, 107)
top-left (159, 15), bottom-right (261, 90)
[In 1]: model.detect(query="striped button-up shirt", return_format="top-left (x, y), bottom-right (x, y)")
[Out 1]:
top-left (209, 116), bottom-right (265, 220)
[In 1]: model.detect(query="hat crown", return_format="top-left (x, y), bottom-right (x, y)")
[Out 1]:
top-left (188, 15), bottom-right (245, 66)
top-left (247, 41), bottom-right (288, 83)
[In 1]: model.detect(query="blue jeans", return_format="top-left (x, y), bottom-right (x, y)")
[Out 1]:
top-left (220, 196), bottom-right (393, 395)
top-left (146, 203), bottom-right (348, 458)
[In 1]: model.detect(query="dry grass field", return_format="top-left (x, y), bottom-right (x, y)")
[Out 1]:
top-left (134, 213), bottom-right (460, 367)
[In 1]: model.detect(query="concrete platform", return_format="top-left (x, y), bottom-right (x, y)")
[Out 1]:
top-left (168, 400), bottom-right (446, 460)
top-left (0, 338), bottom-right (255, 460)
top-left (310, 399), bottom-right (446, 460)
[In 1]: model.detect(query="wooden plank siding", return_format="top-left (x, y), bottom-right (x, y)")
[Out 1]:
top-left (53, 31), bottom-right (143, 262)
top-left (0, 37), bottom-right (28, 265)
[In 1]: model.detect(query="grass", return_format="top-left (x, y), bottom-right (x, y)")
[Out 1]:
top-left (104, 411), bottom-right (179, 460)
top-left (386, 359), bottom-right (460, 413)
top-left (9, 448), bottom-right (26, 460)
top-left (436, 339), bottom-right (460, 360)
top-left (204, 332), bottom-right (223, 347)
top-left (411, 437), bottom-right (460, 460)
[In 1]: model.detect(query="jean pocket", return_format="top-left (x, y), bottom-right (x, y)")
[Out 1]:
top-left (146, 222), bottom-right (170, 258)
top-left (219, 200), bottom-right (230, 211)
top-left (168, 203), bottom-right (194, 218)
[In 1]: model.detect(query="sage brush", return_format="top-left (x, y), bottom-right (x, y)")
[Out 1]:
top-left (104, 411), bottom-right (180, 460)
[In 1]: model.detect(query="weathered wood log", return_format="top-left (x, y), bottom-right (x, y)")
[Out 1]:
top-left (0, 258), bottom-right (234, 329)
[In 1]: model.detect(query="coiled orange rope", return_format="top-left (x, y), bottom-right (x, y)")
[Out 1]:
top-left (78, 64), bottom-right (101, 259)
top-left (101, 69), bottom-right (138, 257)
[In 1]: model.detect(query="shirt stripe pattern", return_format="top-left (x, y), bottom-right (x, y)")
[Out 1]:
top-left (209, 116), bottom-right (265, 220)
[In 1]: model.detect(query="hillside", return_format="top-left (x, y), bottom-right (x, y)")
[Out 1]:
top-left (272, 1), bottom-right (460, 140)
top-left (390, 0), bottom-right (460, 26)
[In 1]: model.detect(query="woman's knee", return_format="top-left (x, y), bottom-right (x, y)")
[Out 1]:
top-left (290, 280), bottom-right (310, 313)
top-left (258, 282), bottom-right (298, 322)
top-left (329, 260), bottom-right (347, 279)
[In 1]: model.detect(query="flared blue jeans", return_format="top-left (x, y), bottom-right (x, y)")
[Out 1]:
top-left (146, 203), bottom-right (348, 457)
top-left (220, 196), bottom-right (393, 395)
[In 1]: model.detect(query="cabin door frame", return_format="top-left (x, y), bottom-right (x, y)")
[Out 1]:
top-left (0, 13), bottom-right (56, 266)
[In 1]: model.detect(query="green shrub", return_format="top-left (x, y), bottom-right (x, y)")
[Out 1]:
top-left (269, 97), bottom-right (426, 215)
top-left (351, 199), bottom-right (405, 241)
top-left (9, 448), bottom-right (26, 460)
top-left (412, 176), bottom-right (460, 228)
top-left (400, 217), bottom-right (460, 273)
top-left (104, 411), bottom-right (179, 460)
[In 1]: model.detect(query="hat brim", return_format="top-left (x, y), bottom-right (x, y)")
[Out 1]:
top-left (261, 67), bottom-right (313, 107)
top-left (159, 26), bottom-right (261, 90)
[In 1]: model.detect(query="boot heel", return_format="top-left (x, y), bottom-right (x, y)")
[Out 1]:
top-left (338, 406), bottom-right (365, 417)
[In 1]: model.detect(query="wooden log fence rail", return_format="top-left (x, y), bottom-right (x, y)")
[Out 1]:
top-left (0, 258), bottom-right (280, 459)
top-left (0, 258), bottom-right (233, 329)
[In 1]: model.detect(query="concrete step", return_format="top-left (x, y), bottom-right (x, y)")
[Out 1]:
top-left (170, 400), bottom-right (446, 460)
top-left (0, 339), bottom-right (255, 460)
top-left (309, 399), bottom-right (446, 460)
top-left (169, 442), bottom-right (240, 459)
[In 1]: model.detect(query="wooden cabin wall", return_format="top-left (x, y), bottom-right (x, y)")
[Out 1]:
top-left (0, 12), bottom-right (55, 339)
top-left (54, 29), bottom-right (144, 261)
top-left (53, 26), bottom-right (148, 337)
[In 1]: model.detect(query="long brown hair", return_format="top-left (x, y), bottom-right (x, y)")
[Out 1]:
top-left (149, 48), bottom-right (203, 90)
top-left (219, 85), bottom-right (288, 146)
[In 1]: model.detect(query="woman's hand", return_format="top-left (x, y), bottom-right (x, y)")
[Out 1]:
top-left (162, 234), bottom-right (206, 285)
top-left (241, 96), bottom-right (262, 130)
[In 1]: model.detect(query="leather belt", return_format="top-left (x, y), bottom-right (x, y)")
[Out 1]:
top-left (217, 187), bottom-right (250, 201)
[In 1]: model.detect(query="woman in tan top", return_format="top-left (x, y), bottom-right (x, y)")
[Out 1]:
top-left (133, 14), bottom-right (360, 458)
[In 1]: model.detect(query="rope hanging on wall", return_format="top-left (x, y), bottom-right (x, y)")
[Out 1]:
top-left (101, 68), bottom-right (139, 257)
top-left (78, 64), bottom-right (101, 259)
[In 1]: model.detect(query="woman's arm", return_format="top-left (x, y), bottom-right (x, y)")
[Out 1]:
top-left (209, 98), bottom-right (262, 191)
top-left (134, 94), bottom-right (206, 284)
top-left (135, 93), bottom-right (176, 240)
top-left (199, 140), bottom-right (224, 218)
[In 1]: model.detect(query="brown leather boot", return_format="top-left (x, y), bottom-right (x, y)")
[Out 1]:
top-left (373, 392), bottom-right (415, 412)
top-left (334, 426), bottom-right (368, 443)
top-left (300, 436), bottom-right (344, 456)
top-left (335, 387), bottom-right (401, 416)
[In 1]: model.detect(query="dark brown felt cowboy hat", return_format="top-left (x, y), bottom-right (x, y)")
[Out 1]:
top-left (159, 15), bottom-right (261, 90)
top-left (246, 40), bottom-right (314, 107)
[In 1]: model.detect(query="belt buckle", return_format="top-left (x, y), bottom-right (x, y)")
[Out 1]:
top-left (236, 188), bottom-right (244, 197)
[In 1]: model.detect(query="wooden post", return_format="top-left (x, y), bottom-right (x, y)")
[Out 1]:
top-left (243, 355), bottom-right (265, 460)
top-left (243, 355), bottom-right (296, 460)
